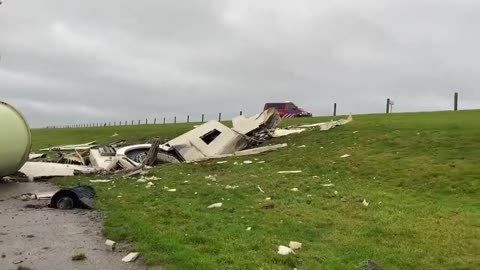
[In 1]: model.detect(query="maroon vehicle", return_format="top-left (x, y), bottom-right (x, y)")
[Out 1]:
top-left (264, 102), bottom-right (312, 118)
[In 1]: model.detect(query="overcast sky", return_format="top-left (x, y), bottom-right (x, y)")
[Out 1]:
top-left (1, 0), bottom-right (479, 127)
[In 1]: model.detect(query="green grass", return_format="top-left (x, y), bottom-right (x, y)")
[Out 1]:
top-left (32, 111), bottom-right (480, 270)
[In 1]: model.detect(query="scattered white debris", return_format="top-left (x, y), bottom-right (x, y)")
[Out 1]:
top-left (291, 188), bottom-right (299, 192)
top-left (312, 176), bottom-right (319, 179)
top-left (265, 197), bottom-right (272, 201)
top-left (257, 161), bottom-right (265, 164)
top-left (257, 185), bottom-right (265, 193)
top-left (205, 175), bottom-right (217, 181)
top-left (217, 161), bottom-right (228, 164)
top-left (334, 191), bottom-right (339, 196)
top-left (340, 154), bottom-right (351, 158)
top-left (322, 184), bottom-right (335, 187)
top-left (137, 179), bottom-right (147, 183)
top-left (225, 185), bottom-right (239, 190)
top-left (362, 199), bottom-right (369, 207)
top-left (122, 252), bottom-right (140, 263)
top-left (111, 133), bottom-right (119, 137)
top-left (233, 161), bottom-right (239, 165)
top-left (307, 194), bottom-right (313, 197)
top-left (353, 131), bottom-right (359, 134)
top-left (289, 241), bottom-right (303, 250)
top-left (183, 180), bottom-right (189, 183)
top-left (278, 245), bottom-right (295, 256)
top-left (167, 189), bottom-right (177, 192)
top-left (194, 192), bottom-right (198, 195)
top-left (207, 202), bottom-right (223, 209)
top-left (278, 170), bottom-right (302, 174)
top-left (297, 145), bottom-right (307, 148)
top-left (105, 240), bottom-right (117, 251)
top-left (146, 182), bottom-right (154, 188)
top-left (246, 227), bottom-right (252, 231)
top-left (117, 195), bottom-right (122, 198)
top-left (243, 160), bottom-right (253, 164)
top-left (89, 179), bottom-right (112, 183)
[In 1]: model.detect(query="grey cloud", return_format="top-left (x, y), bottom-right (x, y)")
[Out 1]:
top-left (0, 0), bottom-right (479, 127)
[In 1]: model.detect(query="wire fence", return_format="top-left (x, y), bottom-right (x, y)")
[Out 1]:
top-left (44, 92), bottom-right (465, 129)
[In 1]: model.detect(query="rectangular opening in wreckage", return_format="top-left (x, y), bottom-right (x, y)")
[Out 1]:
top-left (201, 129), bottom-right (222, 145)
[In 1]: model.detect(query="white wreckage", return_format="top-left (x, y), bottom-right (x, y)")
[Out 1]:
top-left (16, 109), bottom-right (353, 180)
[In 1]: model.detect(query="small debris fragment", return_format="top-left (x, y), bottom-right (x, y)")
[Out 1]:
top-left (205, 175), bottom-right (217, 181)
top-left (111, 133), bottom-right (119, 137)
top-left (246, 227), bottom-right (252, 231)
top-left (146, 182), bottom-right (155, 188)
top-left (207, 203), bottom-right (223, 209)
top-left (362, 199), bottom-right (369, 207)
top-left (289, 241), bottom-right (303, 250)
top-left (322, 184), bottom-right (335, 187)
top-left (353, 131), bottom-right (359, 134)
top-left (277, 245), bottom-right (295, 255)
top-left (257, 161), bottom-right (265, 164)
top-left (291, 188), bottom-right (299, 192)
top-left (167, 189), bottom-right (177, 192)
top-left (137, 178), bottom-right (147, 183)
top-left (278, 170), bottom-right (302, 174)
top-left (340, 154), bottom-right (351, 158)
top-left (89, 179), bottom-right (112, 183)
top-left (334, 191), bottom-right (339, 196)
top-left (257, 185), bottom-right (265, 193)
top-left (265, 197), bottom-right (272, 201)
top-left (243, 160), bottom-right (253, 164)
top-left (217, 161), bottom-right (228, 164)
top-left (225, 185), bottom-right (239, 190)
top-left (13, 260), bottom-right (23, 264)
top-left (122, 252), bottom-right (140, 263)
top-left (105, 240), bottom-right (117, 251)
top-left (72, 253), bottom-right (87, 261)
top-left (297, 145), bottom-right (307, 148)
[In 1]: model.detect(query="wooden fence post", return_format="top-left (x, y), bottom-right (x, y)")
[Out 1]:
top-left (454, 92), bottom-right (459, 111)
top-left (218, 112), bottom-right (222, 121)
top-left (187, 115), bottom-right (190, 123)
top-left (201, 114), bottom-right (204, 123)
top-left (386, 98), bottom-right (390, 114)
top-left (174, 116), bottom-right (177, 124)
top-left (333, 103), bottom-right (337, 116)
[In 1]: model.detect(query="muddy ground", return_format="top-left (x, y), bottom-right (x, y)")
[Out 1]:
top-left (0, 181), bottom-right (158, 270)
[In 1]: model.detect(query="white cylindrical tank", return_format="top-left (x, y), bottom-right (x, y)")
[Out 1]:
top-left (0, 101), bottom-right (31, 177)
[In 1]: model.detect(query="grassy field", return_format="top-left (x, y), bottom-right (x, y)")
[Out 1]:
top-left (32, 111), bottom-right (480, 270)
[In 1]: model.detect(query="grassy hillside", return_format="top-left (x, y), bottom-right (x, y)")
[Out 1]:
top-left (32, 111), bottom-right (480, 270)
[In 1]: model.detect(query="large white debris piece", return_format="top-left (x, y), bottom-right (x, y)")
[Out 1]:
top-left (289, 241), bottom-right (303, 250)
top-left (165, 121), bottom-right (248, 162)
top-left (272, 128), bottom-right (306, 138)
top-left (40, 141), bottom-right (97, 152)
top-left (122, 252), bottom-right (140, 263)
top-left (19, 162), bottom-right (97, 179)
top-left (278, 245), bottom-right (295, 256)
top-left (89, 149), bottom-right (119, 171)
top-left (232, 108), bottom-right (281, 135)
top-left (298, 115), bottom-right (353, 131)
top-left (207, 202), bottom-right (223, 209)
